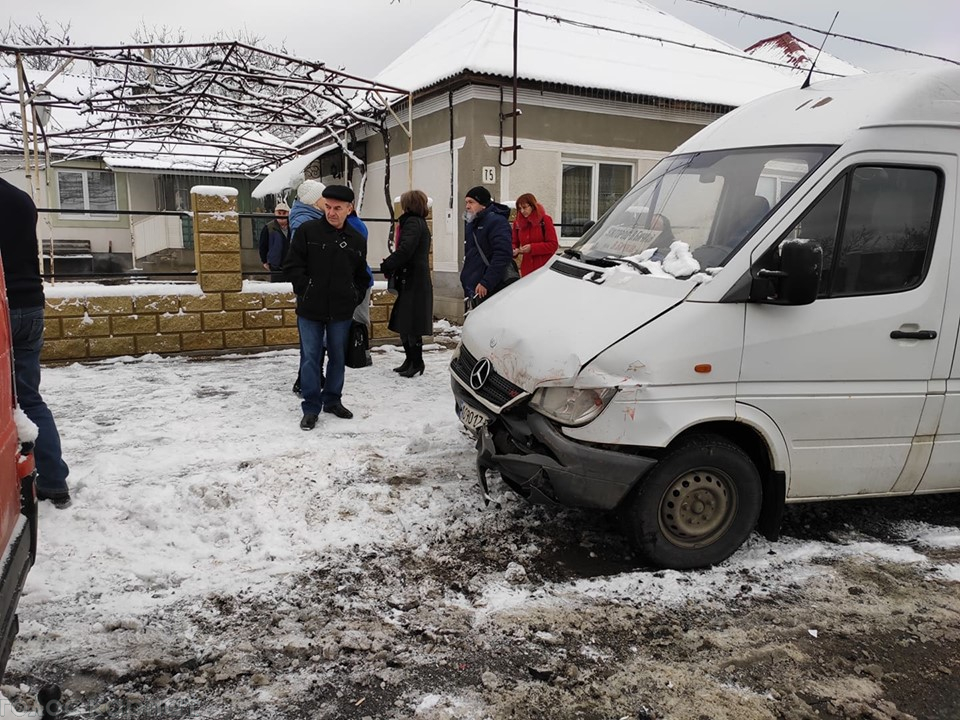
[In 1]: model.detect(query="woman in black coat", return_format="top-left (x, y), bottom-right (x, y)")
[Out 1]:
top-left (380, 189), bottom-right (434, 377)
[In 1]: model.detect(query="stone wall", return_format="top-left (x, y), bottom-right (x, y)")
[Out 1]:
top-left (40, 187), bottom-right (398, 364)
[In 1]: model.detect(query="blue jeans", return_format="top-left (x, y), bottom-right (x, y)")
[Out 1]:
top-left (297, 317), bottom-right (352, 415)
top-left (10, 306), bottom-right (69, 497)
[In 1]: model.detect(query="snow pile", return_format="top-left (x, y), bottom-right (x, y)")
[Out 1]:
top-left (190, 186), bottom-right (239, 198)
top-left (13, 408), bottom-right (38, 445)
top-left (660, 240), bottom-right (701, 277)
top-left (45, 282), bottom-right (204, 300)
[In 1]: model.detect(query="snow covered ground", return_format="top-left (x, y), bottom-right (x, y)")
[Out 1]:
top-left (3, 326), bottom-right (959, 719)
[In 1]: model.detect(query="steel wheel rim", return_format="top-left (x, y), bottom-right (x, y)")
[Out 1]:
top-left (658, 468), bottom-right (738, 549)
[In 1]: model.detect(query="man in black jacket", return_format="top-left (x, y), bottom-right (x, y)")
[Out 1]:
top-left (0, 178), bottom-right (70, 507)
top-left (283, 185), bottom-right (369, 429)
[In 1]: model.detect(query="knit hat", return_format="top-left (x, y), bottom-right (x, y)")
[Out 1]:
top-left (297, 179), bottom-right (326, 206)
top-left (274, 201), bottom-right (290, 213)
top-left (465, 186), bottom-right (492, 207)
top-left (322, 184), bottom-right (355, 203)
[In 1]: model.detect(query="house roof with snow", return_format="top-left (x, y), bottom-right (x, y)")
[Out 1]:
top-left (375, 0), bottom-right (795, 108)
top-left (744, 32), bottom-right (866, 82)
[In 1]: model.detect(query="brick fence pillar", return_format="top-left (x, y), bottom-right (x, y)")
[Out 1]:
top-left (191, 186), bottom-right (242, 293)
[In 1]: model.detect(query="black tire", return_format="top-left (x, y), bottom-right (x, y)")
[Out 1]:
top-left (621, 434), bottom-right (762, 569)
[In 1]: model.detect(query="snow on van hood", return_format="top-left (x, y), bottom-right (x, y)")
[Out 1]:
top-left (460, 261), bottom-right (692, 391)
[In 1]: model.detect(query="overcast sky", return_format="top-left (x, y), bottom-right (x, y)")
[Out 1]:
top-left (7, 0), bottom-right (959, 77)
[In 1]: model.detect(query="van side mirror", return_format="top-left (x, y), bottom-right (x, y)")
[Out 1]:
top-left (754, 240), bottom-right (822, 305)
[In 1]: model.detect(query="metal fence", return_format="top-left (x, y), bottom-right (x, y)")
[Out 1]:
top-left (35, 207), bottom-right (585, 283)
top-left (35, 208), bottom-right (398, 283)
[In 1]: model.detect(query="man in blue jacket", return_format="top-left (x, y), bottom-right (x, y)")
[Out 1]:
top-left (460, 186), bottom-right (513, 304)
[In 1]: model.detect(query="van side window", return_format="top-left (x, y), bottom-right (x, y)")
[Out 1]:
top-left (790, 177), bottom-right (845, 293)
top-left (781, 166), bottom-right (940, 297)
top-left (832, 167), bottom-right (939, 295)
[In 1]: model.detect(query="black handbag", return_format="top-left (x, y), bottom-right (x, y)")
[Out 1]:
top-left (473, 232), bottom-right (520, 297)
top-left (345, 321), bottom-right (372, 369)
top-left (386, 266), bottom-right (406, 296)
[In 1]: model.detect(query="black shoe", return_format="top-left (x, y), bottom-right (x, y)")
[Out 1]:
top-left (323, 403), bottom-right (353, 419)
top-left (38, 491), bottom-right (72, 509)
top-left (392, 360), bottom-right (411, 373)
top-left (299, 413), bottom-right (318, 430)
top-left (398, 363), bottom-right (425, 378)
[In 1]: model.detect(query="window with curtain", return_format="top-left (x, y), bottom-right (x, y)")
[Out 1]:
top-left (598, 164), bottom-right (632, 217)
top-left (560, 161), bottom-right (633, 238)
top-left (561, 164), bottom-right (593, 238)
top-left (57, 170), bottom-right (117, 219)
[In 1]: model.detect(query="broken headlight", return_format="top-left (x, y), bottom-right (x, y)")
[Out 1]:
top-left (528, 386), bottom-right (617, 427)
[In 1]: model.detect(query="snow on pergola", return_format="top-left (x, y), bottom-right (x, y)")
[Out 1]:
top-left (0, 41), bottom-right (412, 195)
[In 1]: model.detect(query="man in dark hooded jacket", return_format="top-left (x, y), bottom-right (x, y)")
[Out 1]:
top-left (459, 186), bottom-right (513, 304)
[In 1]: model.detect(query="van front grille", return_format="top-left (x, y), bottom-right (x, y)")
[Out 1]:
top-left (451, 345), bottom-right (526, 409)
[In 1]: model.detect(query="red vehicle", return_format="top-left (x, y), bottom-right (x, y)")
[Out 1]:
top-left (0, 265), bottom-right (38, 677)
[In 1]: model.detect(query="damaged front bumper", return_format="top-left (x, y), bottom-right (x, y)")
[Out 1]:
top-left (453, 380), bottom-right (657, 511)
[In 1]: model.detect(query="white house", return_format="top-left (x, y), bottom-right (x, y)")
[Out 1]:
top-left (275, 0), bottom-right (796, 317)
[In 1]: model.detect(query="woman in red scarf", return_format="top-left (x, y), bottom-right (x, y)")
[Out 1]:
top-left (512, 193), bottom-right (559, 276)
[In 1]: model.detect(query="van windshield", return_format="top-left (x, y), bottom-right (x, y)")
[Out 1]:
top-left (569, 145), bottom-right (836, 274)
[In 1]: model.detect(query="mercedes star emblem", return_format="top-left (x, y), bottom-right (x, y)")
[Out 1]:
top-left (469, 357), bottom-right (492, 391)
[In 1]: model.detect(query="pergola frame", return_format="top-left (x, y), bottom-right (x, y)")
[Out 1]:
top-left (1, 41), bottom-right (415, 202)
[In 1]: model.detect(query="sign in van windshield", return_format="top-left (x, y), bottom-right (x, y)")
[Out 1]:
top-left (588, 225), bottom-right (659, 257)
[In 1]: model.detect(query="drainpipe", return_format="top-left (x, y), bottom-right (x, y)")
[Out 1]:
top-left (499, 0), bottom-right (522, 167)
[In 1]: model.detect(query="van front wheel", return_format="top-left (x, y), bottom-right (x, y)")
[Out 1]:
top-left (621, 435), bottom-right (762, 569)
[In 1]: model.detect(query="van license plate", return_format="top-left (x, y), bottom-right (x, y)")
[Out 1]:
top-left (459, 404), bottom-right (491, 431)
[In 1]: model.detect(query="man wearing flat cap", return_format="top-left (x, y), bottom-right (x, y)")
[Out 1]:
top-left (258, 200), bottom-right (290, 281)
top-left (460, 185), bottom-right (513, 304)
top-left (283, 184), bottom-right (369, 428)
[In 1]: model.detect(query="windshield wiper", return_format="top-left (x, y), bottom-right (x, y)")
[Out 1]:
top-left (564, 248), bottom-right (582, 259)
top-left (600, 255), bottom-right (651, 274)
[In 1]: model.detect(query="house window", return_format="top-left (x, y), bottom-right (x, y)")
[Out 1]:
top-left (781, 165), bottom-right (941, 296)
top-left (560, 161), bottom-right (633, 239)
top-left (57, 170), bottom-right (118, 219)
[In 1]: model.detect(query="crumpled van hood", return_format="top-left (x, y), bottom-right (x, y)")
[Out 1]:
top-left (460, 260), bottom-right (692, 391)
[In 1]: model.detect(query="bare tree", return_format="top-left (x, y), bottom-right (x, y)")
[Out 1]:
top-left (0, 15), bottom-right (72, 69)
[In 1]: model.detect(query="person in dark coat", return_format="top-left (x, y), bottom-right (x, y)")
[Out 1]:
top-left (380, 189), bottom-right (433, 378)
top-left (0, 178), bottom-right (70, 508)
top-left (258, 201), bottom-right (290, 281)
top-left (460, 186), bottom-right (513, 304)
top-left (283, 185), bottom-right (369, 429)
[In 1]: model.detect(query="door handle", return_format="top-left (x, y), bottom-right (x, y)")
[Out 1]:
top-left (890, 330), bottom-right (937, 340)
